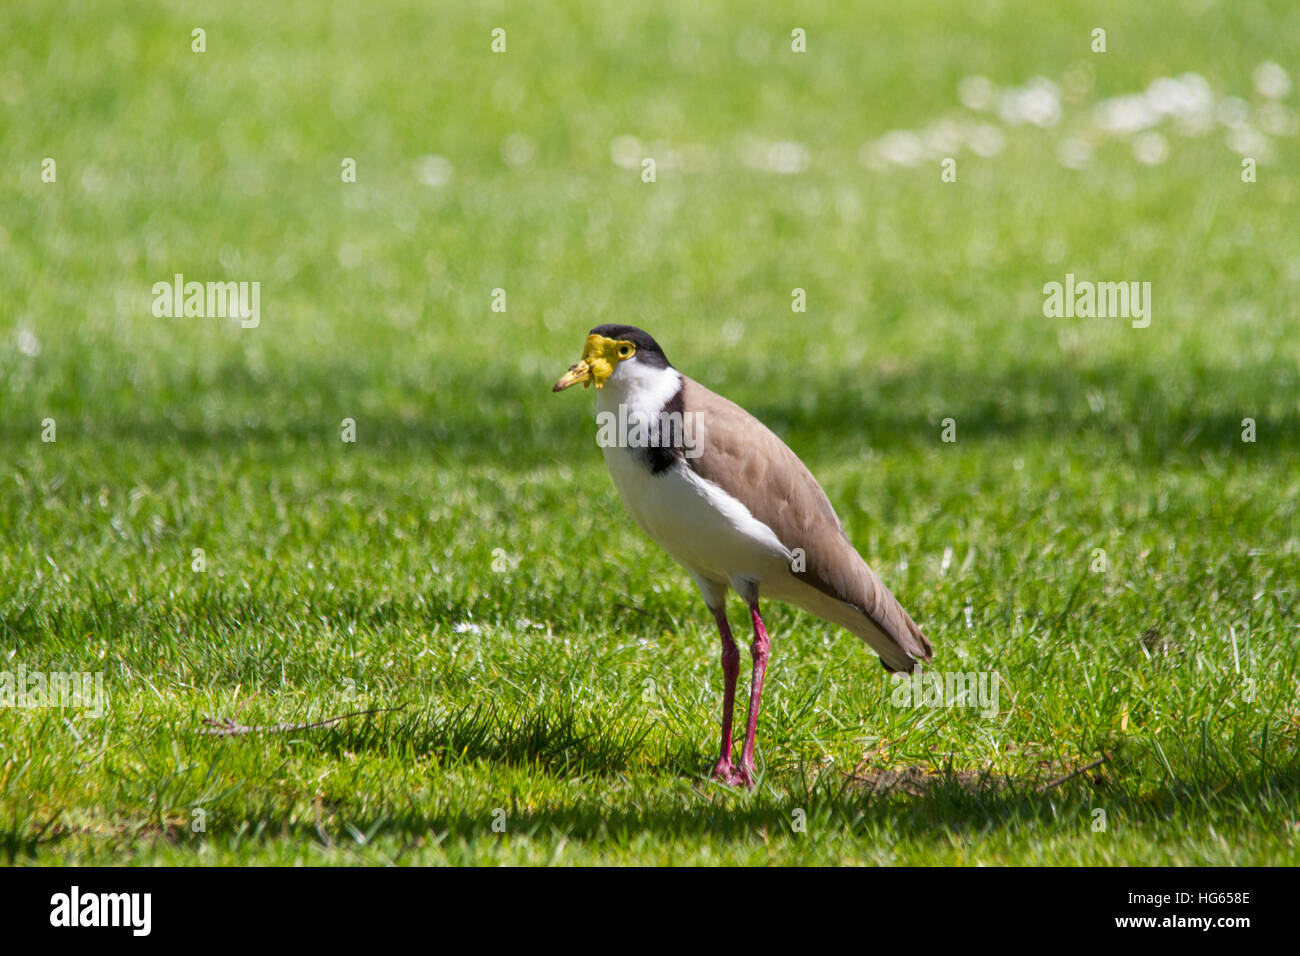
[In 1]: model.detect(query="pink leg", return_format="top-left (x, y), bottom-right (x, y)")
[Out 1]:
top-left (736, 602), bottom-right (770, 788)
top-left (710, 606), bottom-right (743, 785)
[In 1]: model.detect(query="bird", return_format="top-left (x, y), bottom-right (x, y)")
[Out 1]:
top-left (553, 325), bottom-right (932, 787)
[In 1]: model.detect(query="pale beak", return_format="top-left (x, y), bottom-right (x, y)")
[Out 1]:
top-left (553, 359), bottom-right (591, 392)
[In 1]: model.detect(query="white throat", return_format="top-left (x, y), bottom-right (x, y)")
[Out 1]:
top-left (595, 360), bottom-right (682, 421)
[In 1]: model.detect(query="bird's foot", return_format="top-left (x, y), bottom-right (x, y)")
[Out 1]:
top-left (711, 759), bottom-right (753, 789)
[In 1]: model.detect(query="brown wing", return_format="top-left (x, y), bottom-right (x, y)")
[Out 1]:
top-left (682, 376), bottom-right (932, 668)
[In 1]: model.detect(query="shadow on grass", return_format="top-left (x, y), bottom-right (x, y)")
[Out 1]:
top-left (6, 355), bottom-right (1299, 470)
top-left (311, 701), bottom-right (660, 777)
top-left (11, 761), bottom-right (1297, 862)
top-left (6, 702), bottom-right (1298, 861)
top-left (292, 703), bottom-right (1300, 844)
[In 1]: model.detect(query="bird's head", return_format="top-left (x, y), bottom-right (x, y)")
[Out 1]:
top-left (552, 324), bottom-right (671, 392)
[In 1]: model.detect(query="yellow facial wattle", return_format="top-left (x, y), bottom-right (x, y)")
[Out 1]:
top-left (552, 334), bottom-right (636, 391)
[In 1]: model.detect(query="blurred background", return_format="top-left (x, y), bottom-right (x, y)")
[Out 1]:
top-left (0, 0), bottom-right (1297, 864)
top-left (4, 0), bottom-right (1296, 599)
top-left (3, 1), bottom-right (1296, 458)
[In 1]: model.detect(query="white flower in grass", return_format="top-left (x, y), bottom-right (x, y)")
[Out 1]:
top-left (1057, 137), bottom-right (1093, 170)
top-left (416, 155), bottom-right (452, 188)
top-left (1020, 77), bottom-right (1062, 128)
top-left (875, 130), bottom-right (925, 166)
top-left (1147, 74), bottom-right (1213, 124)
top-left (924, 119), bottom-right (964, 155)
top-left (609, 135), bottom-right (642, 169)
top-left (1257, 103), bottom-right (1298, 137)
top-left (1096, 94), bottom-right (1159, 135)
top-left (1133, 131), bottom-right (1169, 165)
top-left (1226, 126), bottom-right (1271, 159)
top-left (998, 77), bottom-right (1060, 128)
top-left (765, 141), bottom-right (809, 174)
top-left (1217, 97), bottom-right (1251, 129)
top-left (501, 133), bottom-right (535, 169)
top-left (966, 124), bottom-right (1005, 158)
top-left (1253, 62), bottom-right (1291, 99)
top-left (17, 326), bottom-right (40, 356)
top-left (958, 75), bottom-right (997, 112)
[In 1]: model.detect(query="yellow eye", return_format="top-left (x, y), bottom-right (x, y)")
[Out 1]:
top-left (618, 344), bottom-right (633, 358)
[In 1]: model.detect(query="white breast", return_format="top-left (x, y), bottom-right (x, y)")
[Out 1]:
top-left (595, 365), bottom-right (790, 590)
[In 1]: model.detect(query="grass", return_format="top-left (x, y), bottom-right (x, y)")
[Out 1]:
top-left (1, 0), bottom-right (1298, 864)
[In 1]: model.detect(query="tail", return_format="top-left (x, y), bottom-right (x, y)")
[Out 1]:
top-left (842, 559), bottom-right (933, 674)
top-left (781, 554), bottom-right (933, 674)
top-left (858, 602), bottom-right (932, 674)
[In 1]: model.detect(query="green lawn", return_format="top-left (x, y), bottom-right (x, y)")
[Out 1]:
top-left (1, 0), bottom-right (1297, 864)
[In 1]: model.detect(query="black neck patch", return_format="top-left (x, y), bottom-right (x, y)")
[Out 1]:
top-left (636, 381), bottom-right (690, 475)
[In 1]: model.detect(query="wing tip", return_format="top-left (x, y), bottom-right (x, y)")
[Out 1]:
top-left (879, 622), bottom-right (933, 674)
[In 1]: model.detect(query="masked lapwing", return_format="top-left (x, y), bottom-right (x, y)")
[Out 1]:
top-left (553, 325), bottom-right (932, 787)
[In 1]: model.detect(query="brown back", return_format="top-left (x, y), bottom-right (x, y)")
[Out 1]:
top-left (682, 377), bottom-right (932, 665)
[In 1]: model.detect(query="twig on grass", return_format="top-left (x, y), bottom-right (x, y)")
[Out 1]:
top-left (613, 602), bottom-right (677, 632)
top-left (1039, 753), bottom-right (1110, 792)
top-left (199, 705), bottom-right (405, 737)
